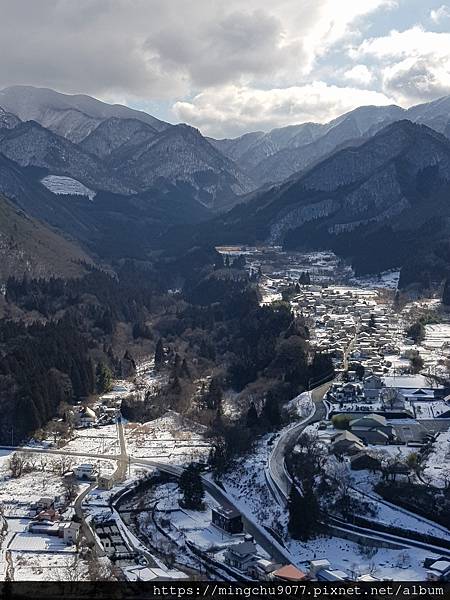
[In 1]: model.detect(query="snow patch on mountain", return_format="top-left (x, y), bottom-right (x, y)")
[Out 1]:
top-left (41, 175), bottom-right (96, 200)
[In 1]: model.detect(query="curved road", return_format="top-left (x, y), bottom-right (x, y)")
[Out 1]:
top-left (267, 382), bottom-right (330, 506)
top-left (131, 457), bottom-right (294, 565)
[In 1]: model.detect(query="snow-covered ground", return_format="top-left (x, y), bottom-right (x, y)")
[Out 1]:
top-left (0, 450), bottom-right (66, 511)
top-left (6, 550), bottom-right (85, 581)
top-left (288, 535), bottom-right (434, 581)
top-left (41, 175), bottom-right (96, 200)
top-left (220, 428), bottom-right (444, 581)
top-left (350, 480), bottom-right (450, 541)
top-left (151, 483), bottom-right (250, 553)
top-left (58, 428), bottom-right (119, 459)
top-left (423, 429), bottom-right (450, 488)
top-left (352, 270), bottom-right (400, 290)
top-left (125, 411), bottom-right (211, 465)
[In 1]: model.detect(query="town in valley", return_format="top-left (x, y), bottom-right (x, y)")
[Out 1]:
top-left (1, 247), bottom-right (450, 584)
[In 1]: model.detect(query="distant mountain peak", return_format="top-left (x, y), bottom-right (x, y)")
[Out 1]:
top-left (0, 85), bottom-right (170, 142)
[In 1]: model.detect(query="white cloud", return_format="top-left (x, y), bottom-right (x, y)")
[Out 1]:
top-left (344, 64), bottom-right (375, 85)
top-left (351, 25), bottom-right (450, 60)
top-left (1, 0), bottom-right (425, 136)
top-left (0, 0), bottom-right (395, 98)
top-left (174, 82), bottom-right (393, 137)
top-left (382, 56), bottom-right (450, 104)
top-left (350, 25), bottom-right (450, 104)
top-left (430, 5), bottom-right (450, 23)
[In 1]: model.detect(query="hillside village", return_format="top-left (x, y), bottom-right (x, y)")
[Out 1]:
top-left (0, 249), bottom-right (450, 583)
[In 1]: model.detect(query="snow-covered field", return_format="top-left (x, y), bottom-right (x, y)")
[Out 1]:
top-left (41, 175), bottom-right (96, 200)
top-left (0, 450), bottom-right (65, 511)
top-left (6, 550), bottom-right (85, 581)
top-left (352, 270), bottom-right (400, 290)
top-left (60, 427), bottom-right (119, 459)
top-left (125, 411), bottom-right (211, 465)
top-left (151, 483), bottom-right (249, 553)
top-left (423, 429), bottom-right (450, 488)
top-left (288, 535), bottom-right (433, 581)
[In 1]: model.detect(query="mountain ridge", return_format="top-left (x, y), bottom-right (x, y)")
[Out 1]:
top-left (168, 120), bottom-right (450, 287)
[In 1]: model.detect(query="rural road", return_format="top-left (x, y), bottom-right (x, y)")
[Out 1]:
top-left (131, 457), bottom-right (295, 565)
top-left (267, 383), bottom-right (330, 506)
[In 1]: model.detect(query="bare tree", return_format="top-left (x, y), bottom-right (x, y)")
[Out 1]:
top-left (7, 452), bottom-right (27, 478)
top-left (50, 555), bottom-right (86, 582)
top-left (86, 553), bottom-right (119, 581)
top-left (46, 420), bottom-right (70, 447)
top-left (53, 455), bottom-right (74, 476)
top-left (62, 477), bottom-right (79, 502)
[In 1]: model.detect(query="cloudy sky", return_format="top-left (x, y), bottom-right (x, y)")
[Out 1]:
top-left (0, 0), bottom-right (449, 137)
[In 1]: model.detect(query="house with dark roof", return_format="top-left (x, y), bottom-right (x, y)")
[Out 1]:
top-left (350, 414), bottom-right (396, 445)
top-left (350, 452), bottom-right (382, 472)
top-left (330, 431), bottom-right (365, 455)
top-left (211, 503), bottom-right (243, 534)
top-left (426, 558), bottom-right (450, 581)
top-left (224, 535), bottom-right (258, 572)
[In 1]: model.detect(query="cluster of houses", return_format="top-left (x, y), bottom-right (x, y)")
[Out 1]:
top-left (71, 462), bottom-right (116, 490)
top-left (426, 557), bottom-right (450, 581)
top-left (330, 413), bottom-right (396, 454)
top-left (291, 285), bottom-right (388, 368)
top-left (74, 400), bottom-right (120, 429)
top-left (27, 496), bottom-right (81, 545)
top-left (222, 534), bottom-right (307, 581)
top-left (211, 505), bottom-right (379, 582)
top-left (288, 281), bottom-right (450, 381)
top-left (327, 373), bottom-right (449, 453)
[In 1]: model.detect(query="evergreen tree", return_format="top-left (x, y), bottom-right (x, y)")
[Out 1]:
top-left (246, 402), bottom-right (258, 428)
top-left (96, 363), bottom-right (113, 394)
top-left (179, 464), bottom-right (204, 509)
top-left (170, 375), bottom-right (182, 395)
top-left (205, 377), bottom-right (222, 410)
top-left (154, 339), bottom-right (165, 369)
top-left (181, 358), bottom-right (191, 379)
top-left (232, 255), bottom-right (246, 269)
top-left (262, 392), bottom-right (281, 429)
top-left (443, 279), bottom-right (450, 306)
top-left (214, 254), bottom-right (225, 270)
top-left (406, 321), bottom-right (425, 344)
top-left (410, 352), bottom-right (424, 374)
top-left (173, 353), bottom-right (182, 377)
top-left (209, 439), bottom-right (227, 478)
top-left (288, 484), bottom-right (321, 541)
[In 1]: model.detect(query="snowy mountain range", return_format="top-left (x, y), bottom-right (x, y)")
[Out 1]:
top-left (1, 84), bottom-right (450, 285)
